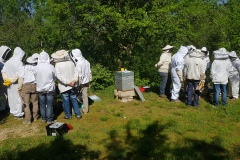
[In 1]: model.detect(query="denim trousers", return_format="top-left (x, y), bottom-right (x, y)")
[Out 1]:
top-left (187, 80), bottom-right (200, 106)
top-left (38, 92), bottom-right (54, 122)
top-left (213, 84), bottom-right (227, 106)
top-left (61, 88), bottom-right (81, 118)
top-left (159, 72), bottom-right (171, 96)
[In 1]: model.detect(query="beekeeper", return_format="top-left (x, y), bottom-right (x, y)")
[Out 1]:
top-left (34, 51), bottom-right (56, 124)
top-left (18, 54), bottom-right (39, 124)
top-left (201, 47), bottom-right (211, 71)
top-left (183, 49), bottom-right (206, 106)
top-left (183, 45), bottom-right (197, 93)
top-left (211, 48), bottom-right (231, 106)
top-left (70, 49), bottom-right (91, 114)
top-left (1, 47), bottom-right (25, 118)
top-left (51, 50), bottom-right (82, 119)
top-left (171, 46), bottom-right (188, 102)
top-left (228, 51), bottom-right (240, 100)
top-left (155, 44), bottom-right (173, 98)
top-left (0, 46), bottom-right (12, 111)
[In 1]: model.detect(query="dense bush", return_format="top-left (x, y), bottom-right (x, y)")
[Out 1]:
top-left (91, 64), bottom-right (114, 90)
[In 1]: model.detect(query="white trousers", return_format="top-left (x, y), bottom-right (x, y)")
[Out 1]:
top-left (7, 83), bottom-right (24, 116)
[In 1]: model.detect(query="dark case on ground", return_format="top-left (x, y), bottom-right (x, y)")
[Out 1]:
top-left (46, 122), bottom-right (68, 136)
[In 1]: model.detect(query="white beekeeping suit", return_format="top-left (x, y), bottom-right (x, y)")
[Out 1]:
top-left (70, 49), bottom-right (91, 114)
top-left (0, 46), bottom-right (12, 111)
top-left (1, 47), bottom-right (25, 117)
top-left (228, 51), bottom-right (240, 99)
top-left (201, 47), bottom-right (211, 71)
top-left (171, 46), bottom-right (188, 101)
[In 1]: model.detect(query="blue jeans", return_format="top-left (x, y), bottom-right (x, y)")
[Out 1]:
top-left (38, 92), bottom-right (54, 122)
top-left (187, 80), bottom-right (200, 106)
top-left (159, 72), bottom-right (171, 96)
top-left (213, 84), bottom-right (227, 106)
top-left (61, 88), bottom-right (81, 118)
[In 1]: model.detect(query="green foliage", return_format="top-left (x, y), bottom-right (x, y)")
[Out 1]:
top-left (91, 63), bottom-right (114, 90)
top-left (1, 0), bottom-right (240, 85)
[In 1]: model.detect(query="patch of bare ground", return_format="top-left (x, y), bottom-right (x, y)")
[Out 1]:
top-left (0, 122), bottom-right (45, 142)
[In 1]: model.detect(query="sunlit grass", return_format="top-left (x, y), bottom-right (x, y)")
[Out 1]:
top-left (0, 86), bottom-right (240, 159)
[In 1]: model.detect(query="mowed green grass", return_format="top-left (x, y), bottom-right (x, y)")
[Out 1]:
top-left (0, 86), bottom-right (240, 160)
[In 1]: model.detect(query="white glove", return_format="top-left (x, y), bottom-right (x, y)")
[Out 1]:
top-left (155, 64), bottom-right (158, 68)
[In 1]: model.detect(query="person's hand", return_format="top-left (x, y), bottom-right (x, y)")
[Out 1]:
top-left (69, 80), bottom-right (76, 87)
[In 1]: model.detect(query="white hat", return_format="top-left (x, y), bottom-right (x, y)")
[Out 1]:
top-left (201, 47), bottom-right (208, 52)
top-left (219, 48), bottom-right (228, 54)
top-left (26, 56), bottom-right (37, 64)
top-left (186, 45), bottom-right (196, 52)
top-left (32, 53), bottom-right (39, 59)
top-left (51, 50), bottom-right (69, 62)
top-left (229, 51), bottom-right (237, 58)
top-left (213, 49), bottom-right (228, 59)
top-left (162, 45), bottom-right (174, 51)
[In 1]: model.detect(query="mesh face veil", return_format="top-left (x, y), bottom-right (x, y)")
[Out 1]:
top-left (69, 51), bottom-right (78, 65)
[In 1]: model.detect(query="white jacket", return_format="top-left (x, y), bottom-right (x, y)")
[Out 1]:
top-left (75, 58), bottom-right (91, 84)
top-left (232, 58), bottom-right (240, 73)
top-left (19, 65), bottom-right (36, 84)
top-left (55, 60), bottom-right (76, 93)
top-left (184, 50), bottom-right (206, 80)
top-left (211, 59), bottom-right (231, 84)
top-left (34, 51), bottom-right (56, 93)
top-left (155, 50), bottom-right (172, 73)
top-left (71, 49), bottom-right (91, 85)
top-left (1, 47), bottom-right (25, 83)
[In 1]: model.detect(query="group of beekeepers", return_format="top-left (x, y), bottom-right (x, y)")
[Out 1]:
top-left (155, 45), bottom-right (240, 107)
top-left (0, 46), bottom-right (91, 124)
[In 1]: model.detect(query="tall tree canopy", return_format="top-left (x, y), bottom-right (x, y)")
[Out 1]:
top-left (0, 0), bottom-right (239, 86)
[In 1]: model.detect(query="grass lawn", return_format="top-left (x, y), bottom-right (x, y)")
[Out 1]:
top-left (0, 86), bottom-right (240, 160)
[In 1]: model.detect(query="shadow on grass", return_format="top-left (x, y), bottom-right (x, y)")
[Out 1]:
top-left (0, 108), bottom-right (9, 125)
top-left (53, 99), bottom-right (63, 120)
top-left (1, 137), bottom-right (100, 160)
top-left (103, 120), bottom-right (230, 159)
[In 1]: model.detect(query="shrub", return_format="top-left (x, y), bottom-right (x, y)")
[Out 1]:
top-left (91, 64), bottom-right (114, 90)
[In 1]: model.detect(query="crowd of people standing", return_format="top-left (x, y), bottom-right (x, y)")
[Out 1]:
top-left (155, 44), bottom-right (240, 107)
top-left (0, 46), bottom-right (91, 124)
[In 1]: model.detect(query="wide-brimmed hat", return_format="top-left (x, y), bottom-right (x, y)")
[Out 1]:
top-left (162, 45), bottom-right (174, 51)
top-left (187, 45), bottom-right (196, 51)
top-left (213, 48), bottom-right (229, 59)
top-left (201, 47), bottom-right (208, 52)
top-left (51, 50), bottom-right (69, 62)
top-left (26, 56), bottom-right (37, 64)
top-left (229, 51), bottom-right (237, 58)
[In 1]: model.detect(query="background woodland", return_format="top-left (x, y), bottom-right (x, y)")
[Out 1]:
top-left (0, 0), bottom-right (239, 89)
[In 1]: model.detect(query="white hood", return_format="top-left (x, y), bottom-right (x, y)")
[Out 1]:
top-left (0, 46), bottom-right (12, 63)
top-left (176, 46), bottom-right (188, 57)
top-left (12, 47), bottom-right (26, 61)
top-left (38, 51), bottom-right (50, 63)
